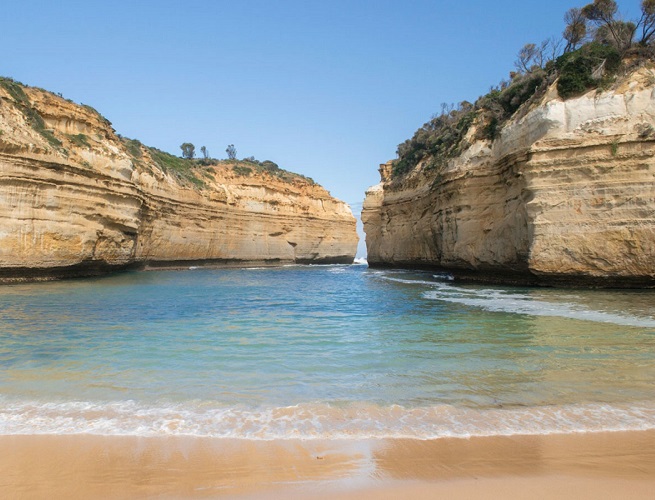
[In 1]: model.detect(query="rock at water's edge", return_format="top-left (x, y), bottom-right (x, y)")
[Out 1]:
top-left (0, 81), bottom-right (357, 282)
top-left (362, 68), bottom-right (655, 287)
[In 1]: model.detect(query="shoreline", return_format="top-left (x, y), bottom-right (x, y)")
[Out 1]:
top-left (2, 430), bottom-right (654, 498)
top-left (4, 261), bottom-right (655, 289)
top-left (0, 257), bottom-right (357, 285)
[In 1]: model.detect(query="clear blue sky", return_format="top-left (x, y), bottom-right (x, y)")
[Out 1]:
top-left (2, 0), bottom-right (643, 209)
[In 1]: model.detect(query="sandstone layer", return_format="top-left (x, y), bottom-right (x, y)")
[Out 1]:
top-left (0, 80), bottom-right (357, 282)
top-left (363, 67), bottom-right (655, 287)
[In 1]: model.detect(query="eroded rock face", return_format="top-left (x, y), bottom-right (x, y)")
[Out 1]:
top-left (0, 82), bottom-right (357, 282)
top-left (362, 68), bottom-right (655, 287)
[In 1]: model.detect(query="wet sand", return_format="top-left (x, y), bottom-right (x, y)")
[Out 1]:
top-left (1, 430), bottom-right (654, 498)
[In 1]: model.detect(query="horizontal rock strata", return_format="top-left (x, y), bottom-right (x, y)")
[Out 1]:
top-left (363, 68), bottom-right (655, 287)
top-left (0, 82), bottom-right (357, 282)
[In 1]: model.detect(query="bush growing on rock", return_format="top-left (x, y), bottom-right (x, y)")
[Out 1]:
top-left (556, 42), bottom-right (621, 98)
top-left (391, 0), bottom-right (652, 180)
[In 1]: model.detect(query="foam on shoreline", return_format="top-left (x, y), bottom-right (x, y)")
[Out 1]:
top-left (2, 399), bottom-right (654, 439)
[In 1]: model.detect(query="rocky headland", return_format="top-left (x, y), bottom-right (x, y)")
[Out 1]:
top-left (0, 79), bottom-right (357, 282)
top-left (363, 63), bottom-right (655, 287)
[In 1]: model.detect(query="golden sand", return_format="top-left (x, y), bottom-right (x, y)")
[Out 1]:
top-left (1, 431), bottom-right (654, 499)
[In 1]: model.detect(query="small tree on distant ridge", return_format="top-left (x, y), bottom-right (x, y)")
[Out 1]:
top-left (180, 142), bottom-right (195, 159)
top-left (200, 146), bottom-right (209, 160)
top-left (226, 144), bottom-right (237, 160)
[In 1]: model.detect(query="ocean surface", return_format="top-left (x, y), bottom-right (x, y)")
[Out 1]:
top-left (1, 264), bottom-right (654, 439)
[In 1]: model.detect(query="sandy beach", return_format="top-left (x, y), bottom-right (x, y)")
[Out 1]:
top-left (2, 430), bottom-right (654, 499)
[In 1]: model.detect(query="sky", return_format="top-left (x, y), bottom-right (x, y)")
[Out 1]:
top-left (1, 0), bottom-right (645, 256)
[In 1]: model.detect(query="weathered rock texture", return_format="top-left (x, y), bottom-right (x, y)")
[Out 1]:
top-left (363, 68), bottom-right (655, 287)
top-left (0, 81), bottom-right (357, 282)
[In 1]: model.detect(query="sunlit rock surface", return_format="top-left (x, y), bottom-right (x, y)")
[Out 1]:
top-left (0, 82), bottom-right (357, 281)
top-left (363, 68), bottom-right (655, 287)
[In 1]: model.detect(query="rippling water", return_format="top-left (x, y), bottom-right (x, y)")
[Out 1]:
top-left (0, 265), bottom-right (654, 438)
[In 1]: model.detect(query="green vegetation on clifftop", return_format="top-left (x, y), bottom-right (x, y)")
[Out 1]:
top-left (1, 76), bottom-right (317, 192)
top-left (0, 77), bottom-right (62, 149)
top-left (392, 0), bottom-right (655, 179)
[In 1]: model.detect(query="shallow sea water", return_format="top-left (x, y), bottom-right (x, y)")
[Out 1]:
top-left (0, 264), bottom-right (654, 439)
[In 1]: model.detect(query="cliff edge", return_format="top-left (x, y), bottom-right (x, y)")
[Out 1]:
top-left (363, 66), bottom-right (655, 287)
top-left (0, 78), bottom-right (357, 282)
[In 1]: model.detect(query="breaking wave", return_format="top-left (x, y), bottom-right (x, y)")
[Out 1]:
top-left (1, 399), bottom-right (654, 439)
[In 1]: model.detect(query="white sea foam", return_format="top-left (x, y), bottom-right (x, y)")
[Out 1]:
top-left (1, 400), bottom-right (654, 439)
top-left (378, 276), bottom-right (443, 287)
top-left (423, 287), bottom-right (655, 328)
top-left (377, 273), bottom-right (655, 328)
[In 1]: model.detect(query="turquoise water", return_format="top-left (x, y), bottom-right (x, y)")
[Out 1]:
top-left (1, 265), bottom-right (654, 438)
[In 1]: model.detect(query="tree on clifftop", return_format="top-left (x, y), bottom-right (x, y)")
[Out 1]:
top-left (581, 0), bottom-right (636, 52)
top-left (582, 0), bottom-right (618, 28)
top-left (180, 143), bottom-right (195, 159)
top-left (638, 0), bottom-right (655, 45)
top-left (226, 144), bottom-right (237, 160)
top-left (564, 8), bottom-right (588, 52)
top-left (516, 43), bottom-right (539, 72)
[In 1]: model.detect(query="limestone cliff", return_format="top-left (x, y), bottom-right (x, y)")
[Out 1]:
top-left (363, 67), bottom-right (655, 287)
top-left (0, 79), bottom-right (357, 282)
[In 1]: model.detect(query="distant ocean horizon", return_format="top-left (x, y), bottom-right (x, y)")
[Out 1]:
top-left (1, 265), bottom-right (654, 439)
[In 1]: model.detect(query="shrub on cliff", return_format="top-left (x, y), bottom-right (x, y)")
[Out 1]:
top-left (0, 77), bottom-right (62, 149)
top-left (261, 160), bottom-right (280, 171)
top-left (497, 72), bottom-right (547, 116)
top-left (233, 165), bottom-right (253, 176)
top-left (390, 1), bottom-right (652, 180)
top-left (476, 70), bottom-right (549, 140)
top-left (392, 70), bottom-right (551, 175)
top-left (555, 42), bottom-right (621, 98)
top-left (393, 102), bottom-right (476, 176)
top-left (235, 156), bottom-right (313, 183)
top-left (125, 139), bottom-right (143, 158)
top-left (67, 133), bottom-right (90, 148)
top-left (148, 147), bottom-right (206, 189)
